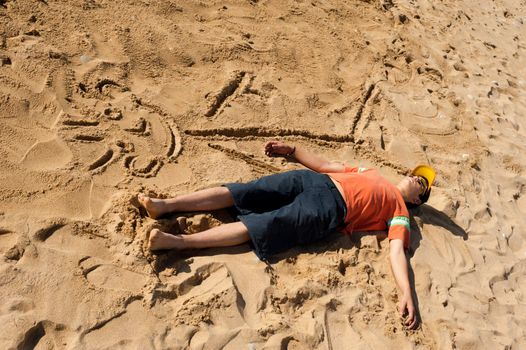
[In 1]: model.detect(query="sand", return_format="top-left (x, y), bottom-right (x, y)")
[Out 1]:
top-left (1, 0), bottom-right (525, 349)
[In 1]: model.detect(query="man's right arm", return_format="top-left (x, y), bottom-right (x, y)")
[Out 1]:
top-left (264, 141), bottom-right (346, 173)
top-left (389, 238), bottom-right (417, 329)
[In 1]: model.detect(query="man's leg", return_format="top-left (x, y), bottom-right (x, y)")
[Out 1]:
top-left (149, 221), bottom-right (250, 250)
top-left (138, 187), bottom-right (234, 219)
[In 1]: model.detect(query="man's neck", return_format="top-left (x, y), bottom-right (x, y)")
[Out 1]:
top-left (396, 184), bottom-right (409, 202)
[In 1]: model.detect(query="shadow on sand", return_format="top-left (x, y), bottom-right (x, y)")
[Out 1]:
top-left (408, 204), bottom-right (467, 256)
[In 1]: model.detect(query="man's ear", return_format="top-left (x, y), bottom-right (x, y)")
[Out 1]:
top-left (413, 197), bottom-right (422, 205)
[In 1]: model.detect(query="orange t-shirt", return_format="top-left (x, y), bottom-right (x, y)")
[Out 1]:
top-left (326, 166), bottom-right (410, 248)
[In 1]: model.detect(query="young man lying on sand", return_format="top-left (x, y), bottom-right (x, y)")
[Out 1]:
top-left (138, 141), bottom-right (436, 329)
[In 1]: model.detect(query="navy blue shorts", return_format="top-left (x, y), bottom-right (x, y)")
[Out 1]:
top-left (224, 170), bottom-right (347, 260)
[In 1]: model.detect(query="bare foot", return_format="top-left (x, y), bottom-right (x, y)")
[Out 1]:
top-left (149, 228), bottom-right (183, 250)
top-left (138, 194), bottom-right (168, 219)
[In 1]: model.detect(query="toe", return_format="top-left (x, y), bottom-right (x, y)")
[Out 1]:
top-left (138, 193), bottom-right (148, 204)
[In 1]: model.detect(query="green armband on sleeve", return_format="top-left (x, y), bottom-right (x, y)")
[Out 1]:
top-left (387, 216), bottom-right (410, 230)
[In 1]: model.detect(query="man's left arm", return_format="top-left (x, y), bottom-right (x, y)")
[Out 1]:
top-left (264, 141), bottom-right (346, 173)
top-left (389, 238), bottom-right (417, 329)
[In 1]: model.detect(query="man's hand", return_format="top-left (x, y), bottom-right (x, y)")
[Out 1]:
top-left (399, 291), bottom-right (417, 329)
top-left (265, 141), bottom-right (294, 157)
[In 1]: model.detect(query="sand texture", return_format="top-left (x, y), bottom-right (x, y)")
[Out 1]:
top-left (1, 0), bottom-right (526, 349)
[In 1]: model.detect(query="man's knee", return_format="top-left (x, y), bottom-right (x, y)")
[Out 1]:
top-left (217, 186), bottom-right (235, 205)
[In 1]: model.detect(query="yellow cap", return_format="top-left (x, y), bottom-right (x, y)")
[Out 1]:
top-left (411, 165), bottom-right (436, 204)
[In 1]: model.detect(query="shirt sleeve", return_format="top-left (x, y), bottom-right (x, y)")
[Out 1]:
top-left (387, 216), bottom-right (410, 249)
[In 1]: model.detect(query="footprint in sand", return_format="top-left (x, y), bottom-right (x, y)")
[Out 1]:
top-left (489, 260), bottom-right (526, 305)
top-left (15, 320), bottom-right (72, 350)
top-left (2, 297), bottom-right (71, 350)
top-left (0, 229), bottom-right (18, 257)
top-left (79, 257), bottom-right (149, 293)
top-left (79, 299), bottom-right (159, 349)
top-left (38, 222), bottom-right (115, 259)
top-left (153, 261), bottom-right (247, 327)
top-left (20, 137), bottom-right (73, 171)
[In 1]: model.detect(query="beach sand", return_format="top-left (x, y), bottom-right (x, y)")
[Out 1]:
top-left (1, 0), bottom-right (525, 349)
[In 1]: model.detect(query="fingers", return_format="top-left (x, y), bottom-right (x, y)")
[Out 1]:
top-left (264, 141), bottom-right (275, 148)
top-left (405, 307), bottom-right (416, 329)
top-left (264, 141), bottom-right (274, 156)
top-left (407, 316), bottom-right (417, 329)
top-left (399, 301), bottom-right (417, 329)
top-left (401, 303), bottom-right (417, 329)
top-left (264, 141), bottom-right (287, 156)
